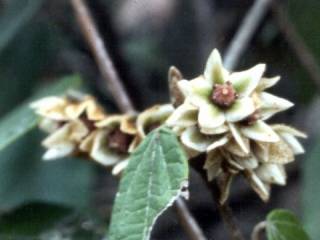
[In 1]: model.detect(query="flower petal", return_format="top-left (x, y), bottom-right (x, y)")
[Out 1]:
top-left (198, 103), bottom-right (225, 130)
top-left (272, 125), bottom-right (306, 154)
top-left (268, 140), bottom-right (294, 164)
top-left (244, 170), bottom-right (270, 202)
top-left (181, 126), bottom-right (212, 152)
top-left (112, 159), bottom-right (129, 176)
top-left (224, 138), bottom-right (250, 157)
top-left (204, 151), bottom-right (223, 181)
top-left (39, 118), bottom-right (60, 133)
top-left (178, 76), bottom-right (212, 99)
top-left (166, 102), bottom-right (197, 128)
top-left (79, 131), bottom-right (98, 152)
top-left (42, 123), bottom-right (71, 147)
top-left (204, 49), bottom-right (226, 85)
top-left (253, 141), bottom-right (269, 163)
top-left (255, 164), bottom-right (286, 185)
top-left (90, 130), bottom-right (124, 166)
top-left (200, 124), bottom-right (229, 135)
top-left (43, 142), bottom-right (76, 160)
top-left (225, 97), bottom-right (255, 122)
top-left (233, 155), bottom-right (258, 169)
top-left (272, 124), bottom-right (307, 138)
top-left (137, 104), bottom-right (173, 138)
top-left (31, 97), bottom-right (68, 121)
top-left (68, 120), bottom-right (89, 142)
top-left (229, 64), bottom-right (266, 97)
top-left (207, 135), bottom-right (230, 152)
top-left (256, 76), bottom-right (280, 92)
top-left (241, 120), bottom-right (280, 142)
top-left (228, 123), bottom-right (250, 154)
top-left (96, 115), bottom-right (123, 128)
top-left (259, 92), bottom-right (294, 120)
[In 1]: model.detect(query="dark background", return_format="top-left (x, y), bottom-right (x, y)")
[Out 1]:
top-left (0, 0), bottom-right (319, 239)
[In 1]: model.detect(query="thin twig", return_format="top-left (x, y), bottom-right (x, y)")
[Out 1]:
top-left (251, 221), bottom-right (267, 240)
top-left (175, 198), bottom-right (207, 240)
top-left (271, 2), bottom-right (320, 91)
top-left (208, 181), bottom-right (245, 240)
top-left (224, 0), bottom-right (274, 71)
top-left (218, 204), bottom-right (245, 240)
top-left (70, 1), bottom-right (206, 239)
top-left (70, 0), bottom-right (134, 113)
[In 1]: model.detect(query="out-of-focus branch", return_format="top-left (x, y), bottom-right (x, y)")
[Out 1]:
top-left (271, 2), bottom-right (320, 91)
top-left (70, 0), bottom-right (134, 113)
top-left (224, 0), bottom-right (274, 71)
top-left (70, 1), bottom-right (206, 239)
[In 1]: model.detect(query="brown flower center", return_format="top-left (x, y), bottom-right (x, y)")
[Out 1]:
top-left (211, 81), bottom-right (237, 108)
top-left (107, 128), bottom-right (133, 154)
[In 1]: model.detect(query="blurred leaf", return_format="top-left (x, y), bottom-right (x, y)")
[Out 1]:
top-left (266, 209), bottom-right (310, 240)
top-left (0, 0), bottom-right (45, 54)
top-left (302, 138), bottom-right (320, 239)
top-left (0, 203), bottom-right (71, 237)
top-left (108, 127), bottom-right (188, 240)
top-left (0, 130), bottom-right (94, 211)
top-left (288, 0), bottom-right (320, 102)
top-left (0, 20), bottom-right (61, 114)
top-left (0, 75), bottom-right (82, 152)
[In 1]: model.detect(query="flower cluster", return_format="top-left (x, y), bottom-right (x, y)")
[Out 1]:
top-left (166, 49), bottom-right (306, 203)
top-left (31, 92), bottom-right (173, 175)
top-left (32, 48), bottom-right (306, 203)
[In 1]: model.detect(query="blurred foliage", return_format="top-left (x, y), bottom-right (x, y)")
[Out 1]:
top-left (288, 1), bottom-right (320, 239)
top-left (287, 0), bottom-right (320, 102)
top-left (302, 137), bottom-right (320, 239)
top-left (266, 209), bottom-right (310, 240)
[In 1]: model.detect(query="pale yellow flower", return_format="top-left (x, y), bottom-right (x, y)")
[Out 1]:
top-left (203, 124), bottom-right (306, 203)
top-left (167, 49), bottom-right (293, 154)
top-left (81, 115), bottom-right (138, 168)
top-left (31, 93), bottom-right (107, 160)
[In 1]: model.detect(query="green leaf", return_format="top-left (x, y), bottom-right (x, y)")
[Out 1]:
top-left (0, 203), bottom-right (71, 236)
top-left (108, 127), bottom-right (189, 240)
top-left (0, 0), bottom-right (45, 54)
top-left (0, 75), bottom-right (81, 153)
top-left (302, 137), bottom-right (320, 239)
top-left (266, 209), bottom-right (310, 240)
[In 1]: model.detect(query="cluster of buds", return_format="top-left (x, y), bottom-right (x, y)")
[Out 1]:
top-left (31, 48), bottom-right (306, 203)
top-left (31, 92), bottom-right (173, 175)
top-left (166, 49), bottom-right (306, 203)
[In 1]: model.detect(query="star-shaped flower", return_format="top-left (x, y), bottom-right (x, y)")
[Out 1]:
top-left (167, 49), bottom-right (294, 154)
